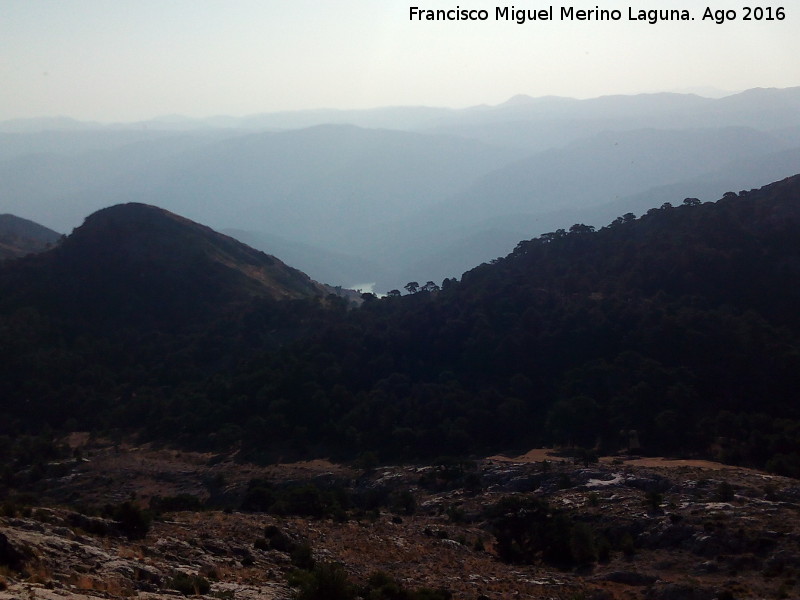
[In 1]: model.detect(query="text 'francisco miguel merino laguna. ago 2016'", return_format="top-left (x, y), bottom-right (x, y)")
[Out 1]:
top-left (409, 6), bottom-right (786, 25)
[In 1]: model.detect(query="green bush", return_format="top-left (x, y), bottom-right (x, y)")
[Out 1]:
top-left (106, 501), bottom-right (151, 540)
top-left (715, 481), bottom-right (735, 502)
top-left (263, 525), bottom-right (296, 552)
top-left (293, 562), bottom-right (354, 600)
top-left (254, 537), bottom-right (270, 551)
top-left (241, 480), bottom-right (349, 519)
top-left (150, 494), bottom-right (204, 514)
top-left (484, 496), bottom-right (574, 566)
top-left (645, 490), bottom-right (663, 511)
top-left (389, 490), bottom-right (416, 516)
top-left (569, 522), bottom-right (597, 566)
top-left (290, 542), bottom-right (316, 570)
top-left (362, 571), bottom-right (404, 600)
top-left (169, 572), bottom-right (211, 596)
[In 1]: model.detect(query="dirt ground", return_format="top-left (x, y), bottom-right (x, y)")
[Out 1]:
top-left (491, 448), bottom-right (752, 471)
top-left (5, 440), bottom-right (800, 600)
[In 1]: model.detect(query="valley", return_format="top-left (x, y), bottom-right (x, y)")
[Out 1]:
top-left (4, 6), bottom-right (800, 600)
top-left (3, 91), bottom-right (800, 600)
top-left (4, 88), bottom-right (800, 292)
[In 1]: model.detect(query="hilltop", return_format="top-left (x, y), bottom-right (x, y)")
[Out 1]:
top-left (0, 203), bottom-right (328, 330)
top-left (0, 203), bottom-right (337, 437)
top-left (0, 214), bottom-right (61, 260)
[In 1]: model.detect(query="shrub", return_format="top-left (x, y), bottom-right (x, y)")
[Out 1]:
top-left (240, 479), bottom-right (275, 512)
top-left (645, 490), bottom-right (663, 511)
top-left (484, 496), bottom-right (574, 566)
top-left (169, 572), bottom-right (211, 596)
top-left (106, 501), bottom-right (151, 540)
top-left (254, 537), bottom-right (270, 551)
top-left (596, 534), bottom-right (612, 562)
top-left (293, 562), bottom-right (354, 600)
top-left (715, 481), bottom-right (735, 502)
top-left (557, 473), bottom-right (572, 489)
top-left (362, 571), bottom-right (404, 599)
top-left (620, 532), bottom-right (636, 557)
top-left (389, 490), bottom-right (416, 516)
top-left (241, 480), bottom-right (348, 519)
top-left (150, 494), bottom-right (204, 514)
top-left (569, 523), bottom-right (597, 566)
top-left (264, 525), bottom-right (295, 552)
top-left (445, 504), bottom-right (465, 523)
top-left (290, 542), bottom-right (316, 571)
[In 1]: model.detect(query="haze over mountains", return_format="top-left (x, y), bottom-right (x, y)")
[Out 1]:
top-left (3, 174), bottom-right (800, 472)
top-left (0, 214), bottom-right (61, 260)
top-left (2, 87), bottom-right (800, 291)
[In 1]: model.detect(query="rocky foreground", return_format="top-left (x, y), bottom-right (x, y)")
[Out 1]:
top-left (2, 441), bottom-right (800, 600)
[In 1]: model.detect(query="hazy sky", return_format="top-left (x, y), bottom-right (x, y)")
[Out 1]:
top-left (2, 0), bottom-right (798, 121)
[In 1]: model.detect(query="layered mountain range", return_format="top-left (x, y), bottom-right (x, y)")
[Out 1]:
top-left (3, 87), bottom-right (800, 291)
top-left (2, 174), bottom-right (800, 475)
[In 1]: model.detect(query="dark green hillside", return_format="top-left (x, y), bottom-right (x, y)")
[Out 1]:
top-left (0, 204), bottom-right (333, 438)
top-left (3, 178), bottom-right (800, 476)
top-left (0, 203), bottom-right (327, 329)
top-left (0, 214), bottom-right (61, 260)
top-left (212, 175), bottom-right (800, 468)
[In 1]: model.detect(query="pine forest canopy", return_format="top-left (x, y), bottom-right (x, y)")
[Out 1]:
top-left (1, 175), bottom-right (800, 476)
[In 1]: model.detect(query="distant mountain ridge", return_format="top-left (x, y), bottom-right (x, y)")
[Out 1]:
top-left (2, 86), bottom-right (797, 137)
top-left (2, 86), bottom-right (800, 291)
top-left (0, 214), bottom-right (61, 260)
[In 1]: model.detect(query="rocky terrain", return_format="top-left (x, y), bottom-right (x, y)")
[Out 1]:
top-left (2, 439), bottom-right (800, 600)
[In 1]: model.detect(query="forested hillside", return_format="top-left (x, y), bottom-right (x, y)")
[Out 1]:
top-left (213, 176), bottom-right (800, 469)
top-left (2, 176), bottom-right (800, 476)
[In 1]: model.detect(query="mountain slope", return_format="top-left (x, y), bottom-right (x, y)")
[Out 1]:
top-left (208, 175), bottom-right (800, 466)
top-left (3, 177), bottom-right (800, 473)
top-left (464, 174), bottom-right (800, 327)
top-left (0, 203), bottom-right (327, 329)
top-left (0, 203), bottom-right (342, 435)
top-left (416, 127), bottom-right (793, 226)
top-left (223, 228), bottom-right (382, 288)
top-left (0, 214), bottom-right (61, 260)
top-left (366, 126), bottom-right (799, 288)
